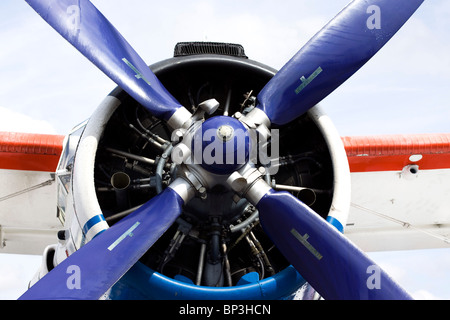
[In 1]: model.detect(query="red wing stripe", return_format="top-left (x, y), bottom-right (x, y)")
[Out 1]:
top-left (343, 133), bottom-right (450, 172)
top-left (0, 132), bottom-right (65, 172)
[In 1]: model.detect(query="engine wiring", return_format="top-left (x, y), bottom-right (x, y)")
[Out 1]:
top-left (91, 59), bottom-right (335, 288)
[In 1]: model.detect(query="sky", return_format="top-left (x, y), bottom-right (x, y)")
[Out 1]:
top-left (0, 0), bottom-right (450, 299)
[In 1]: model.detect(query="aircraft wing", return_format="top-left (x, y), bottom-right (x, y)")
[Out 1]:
top-left (344, 133), bottom-right (450, 252)
top-left (0, 132), bottom-right (65, 254)
top-left (1, 130), bottom-right (449, 255)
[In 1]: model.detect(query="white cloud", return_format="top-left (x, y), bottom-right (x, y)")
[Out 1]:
top-left (0, 253), bottom-right (41, 300)
top-left (0, 106), bottom-right (56, 134)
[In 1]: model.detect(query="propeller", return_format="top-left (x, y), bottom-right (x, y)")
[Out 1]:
top-left (19, 181), bottom-right (191, 300)
top-left (255, 189), bottom-right (412, 300)
top-left (256, 0), bottom-right (424, 126)
top-left (20, 0), bottom-right (425, 300)
top-left (25, 0), bottom-right (191, 126)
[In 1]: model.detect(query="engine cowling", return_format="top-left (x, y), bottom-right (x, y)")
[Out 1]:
top-left (56, 42), bottom-right (350, 299)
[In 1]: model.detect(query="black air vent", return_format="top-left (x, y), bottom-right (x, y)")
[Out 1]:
top-left (174, 42), bottom-right (248, 58)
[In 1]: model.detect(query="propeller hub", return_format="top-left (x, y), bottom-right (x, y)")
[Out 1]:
top-left (192, 116), bottom-right (250, 175)
top-left (217, 125), bottom-right (234, 142)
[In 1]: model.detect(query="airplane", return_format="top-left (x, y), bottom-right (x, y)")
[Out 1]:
top-left (0, 0), bottom-right (449, 300)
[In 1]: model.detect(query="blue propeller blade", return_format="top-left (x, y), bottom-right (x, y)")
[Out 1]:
top-left (25, 0), bottom-right (183, 121)
top-left (256, 0), bottom-right (424, 126)
top-left (19, 187), bottom-right (184, 300)
top-left (256, 190), bottom-right (412, 300)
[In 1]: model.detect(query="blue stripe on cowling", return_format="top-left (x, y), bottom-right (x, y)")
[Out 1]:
top-left (83, 214), bottom-right (106, 235)
top-left (108, 263), bottom-right (305, 300)
top-left (326, 216), bottom-right (344, 233)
